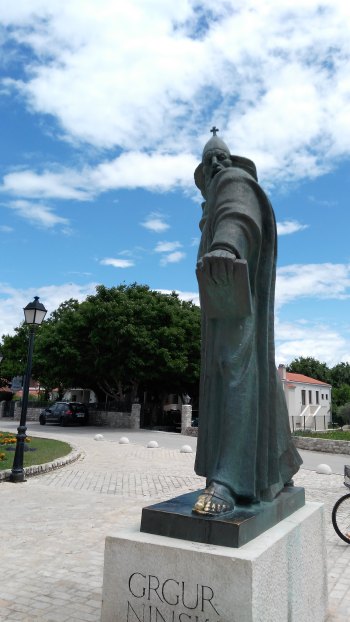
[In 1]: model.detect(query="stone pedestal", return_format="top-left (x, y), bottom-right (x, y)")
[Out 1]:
top-left (101, 502), bottom-right (328, 622)
top-left (181, 404), bottom-right (192, 434)
top-left (130, 403), bottom-right (141, 429)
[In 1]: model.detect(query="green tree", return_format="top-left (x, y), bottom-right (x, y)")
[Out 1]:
top-left (77, 284), bottom-right (201, 401)
top-left (336, 402), bottom-right (350, 426)
top-left (286, 356), bottom-right (331, 383)
top-left (332, 384), bottom-right (350, 410)
top-left (0, 324), bottom-right (31, 381)
top-left (32, 299), bottom-right (82, 398)
top-left (330, 363), bottom-right (350, 388)
top-left (4, 284), bottom-right (201, 403)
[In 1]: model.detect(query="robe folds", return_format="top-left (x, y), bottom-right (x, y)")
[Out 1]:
top-left (195, 164), bottom-right (302, 502)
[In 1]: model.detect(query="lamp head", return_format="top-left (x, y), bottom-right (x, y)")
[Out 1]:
top-left (23, 296), bottom-right (47, 326)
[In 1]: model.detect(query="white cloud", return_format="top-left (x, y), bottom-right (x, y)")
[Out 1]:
top-left (91, 152), bottom-right (196, 193)
top-left (276, 263), bottom-right (350, 308)
top-left (275, 319), bottom-right (350, 367)
top-left (0, 225), bottom-right (13, 233)
top-left (2, 169), bottom-right (90, 200)
top-left (8, 199), bottom-right (69, 229)
top-left (160, 251), bottom-right (186, 266)
top-left (160, 266), bottom-right (350, 365)
top-left (154, 241), bottom-right (182, 253)
top-left (274, 263), bottom-right (350, 364)
top-left (0, 282), bottom-right (97, 336)
top-left (157, 289), bottom-right (200, 307)
top-left (277, 220), bottom-right (308, 236)
top-left (100, 258), bottom-right (134, 268)
top-left (141, 213), bottom-right (169, 233)
top-left (1, 1), bottom-right (350, 189)
top-left (0, 152), bottom-right (197, 201)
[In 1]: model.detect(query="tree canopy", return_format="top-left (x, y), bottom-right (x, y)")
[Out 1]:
top-left (286, 356), bottom-right (331, 384)
top-left (336, 402), bottom-right (350, 425)
top-left (0, 284), bottom-right (201, 402)
top-left (4, 293), bottom-right (350, 415)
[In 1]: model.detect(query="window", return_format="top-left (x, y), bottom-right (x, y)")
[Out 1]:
top-left (316, 391), bottom-right (319, 404)
top-left (309, 390), bottom-right (312, 404)
top-left (301, 390), bottom-right (306, 405)
top-left (325, 394), bottom-right (328, 400)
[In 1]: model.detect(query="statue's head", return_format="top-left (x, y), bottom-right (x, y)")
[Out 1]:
top-left (194, 129), bottom-right (258, 196)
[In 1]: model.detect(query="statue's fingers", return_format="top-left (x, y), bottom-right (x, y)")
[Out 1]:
top-left (227, 257), bottom-right (236, 283)
top-left (222, 258), bottom-right (231, 283)
top-left (219, 260), bottom-right (231, 285)
top-left (209, 257), bottom-right (223, 284)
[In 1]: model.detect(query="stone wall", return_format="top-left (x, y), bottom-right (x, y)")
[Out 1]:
top-left (183, 430), bottom-right (350, 457)
top-left (5, 403), bottom-right (141, 429)
top-left (12, 403), bottom-right (40, 421)
top-left (89, 404), bottom-right (141, 428)
top-left (88, 411), bottom-right (131, 427)
top-left (293, 436), bottom-right (350, 454)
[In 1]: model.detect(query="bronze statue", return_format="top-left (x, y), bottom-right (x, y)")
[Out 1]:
top-left (193, 129), bottom-right (302, 516)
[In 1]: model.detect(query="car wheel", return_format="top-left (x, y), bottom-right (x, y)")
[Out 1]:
top-left (39, 415), bottom-right (46, 425)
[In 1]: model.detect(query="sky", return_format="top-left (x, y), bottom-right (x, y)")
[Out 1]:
top-left (1, 0), bottom-right (350, 366)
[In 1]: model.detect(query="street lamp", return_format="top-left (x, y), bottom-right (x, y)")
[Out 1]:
top-left (10, 296), bottom-right (47, 483)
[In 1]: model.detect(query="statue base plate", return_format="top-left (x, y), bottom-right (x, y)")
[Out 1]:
top-left (140, 485), bottom-right (305, 548)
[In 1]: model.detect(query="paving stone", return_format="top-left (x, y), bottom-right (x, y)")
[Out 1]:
top-left (1, 422), bottom-right (350, 620)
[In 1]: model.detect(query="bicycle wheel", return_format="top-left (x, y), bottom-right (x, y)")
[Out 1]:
top-left (332, 493), bottom-right (350, 544)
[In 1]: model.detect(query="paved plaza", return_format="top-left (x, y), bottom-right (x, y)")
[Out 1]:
top-left (1, 420), bottom-right (350, 621)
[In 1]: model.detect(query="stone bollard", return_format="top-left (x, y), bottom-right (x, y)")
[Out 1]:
top-left (13, 401), bottom-right (21, 421)
top-left (181, 404), bottom-right (192, 434)
top-left (130, 403), bottom-right (141, 429)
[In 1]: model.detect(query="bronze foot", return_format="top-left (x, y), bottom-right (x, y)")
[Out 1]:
top-left (192, 482), bottom-right (235, 516)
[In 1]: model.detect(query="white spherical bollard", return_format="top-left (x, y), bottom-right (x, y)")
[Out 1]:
top-left (119, 437), bottom-right (130, 444)
top-left (147, 440), bottom-right (159, 448)
top-left (94, 434), bottom-right (104, 441)
top-left (180, 445), bottom-right (193, 453)
top-left (316, 463), bottom-right (332, 475)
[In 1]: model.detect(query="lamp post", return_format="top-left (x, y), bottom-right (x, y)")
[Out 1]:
top-left (10, 296), bottom-right (47, 483)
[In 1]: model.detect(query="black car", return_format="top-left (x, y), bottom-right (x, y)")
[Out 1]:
top-left (39, 402), bottom-right (88, 426)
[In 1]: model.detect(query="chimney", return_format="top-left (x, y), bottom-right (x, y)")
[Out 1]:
top-left (278, 364), bottom-right (286, 380)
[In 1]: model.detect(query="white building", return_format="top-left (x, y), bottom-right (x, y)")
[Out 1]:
top-left (278, 364), bottom-right (332, 431)
top-left (62, 388), bottom-right (97, 403)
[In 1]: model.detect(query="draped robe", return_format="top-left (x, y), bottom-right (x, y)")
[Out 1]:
top-left (194, 164), bottom-right (302, 502)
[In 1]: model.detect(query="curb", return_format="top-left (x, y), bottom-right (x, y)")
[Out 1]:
top-left (0, 442), bottom-right (83, 482)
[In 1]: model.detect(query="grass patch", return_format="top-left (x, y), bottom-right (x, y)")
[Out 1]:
top-left (0, 431), bottom-right (72, 471)
top-left (293, 430), bottom-right (350, 441)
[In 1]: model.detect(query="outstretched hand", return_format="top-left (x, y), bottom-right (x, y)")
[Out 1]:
top-left (196, 249), bottom-right (237, 285)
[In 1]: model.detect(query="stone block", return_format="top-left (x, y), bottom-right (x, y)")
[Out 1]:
top-left (101, 502), bottom-right (328, 622)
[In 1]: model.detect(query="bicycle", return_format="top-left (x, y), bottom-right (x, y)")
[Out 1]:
top-left (332, 464), bottom-right (350, 544)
